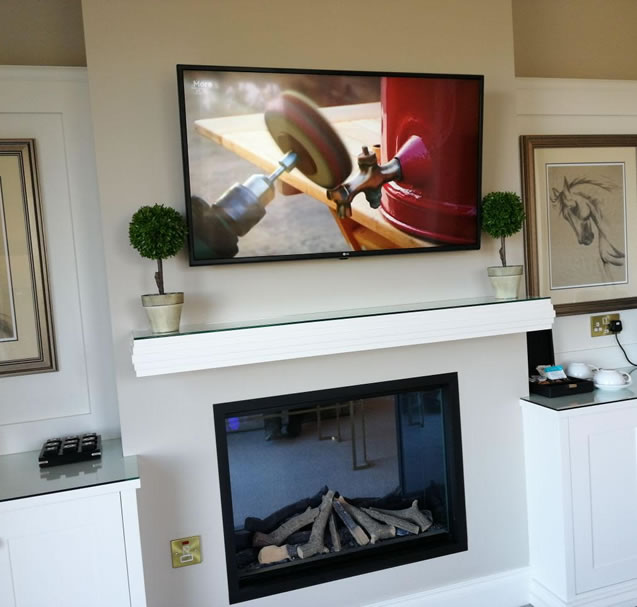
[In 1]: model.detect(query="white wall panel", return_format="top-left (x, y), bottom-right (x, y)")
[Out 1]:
top-left (517, 77), bottom-right (637, 369)
top-left (0, 67), bottom-right (120, 454)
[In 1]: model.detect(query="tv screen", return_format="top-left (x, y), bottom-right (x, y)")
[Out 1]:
top-left (177, 65), bottom-right (483, 265)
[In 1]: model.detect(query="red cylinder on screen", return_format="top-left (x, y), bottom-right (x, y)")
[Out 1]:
top-left (380, 77), bottom-right (481, 245)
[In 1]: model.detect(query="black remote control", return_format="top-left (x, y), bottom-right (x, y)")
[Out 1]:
top-left (38, 433), bottom-right (102, 468)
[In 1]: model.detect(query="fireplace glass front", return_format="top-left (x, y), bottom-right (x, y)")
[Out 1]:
top-left (214, 373), bottom-right (467, 603)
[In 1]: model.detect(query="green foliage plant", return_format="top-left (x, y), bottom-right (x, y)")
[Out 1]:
top-left (481, 191), bottom-right (526, 267)
top-left (129, 204), bottom-right (187, 295)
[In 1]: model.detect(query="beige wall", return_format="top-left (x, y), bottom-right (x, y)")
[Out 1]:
top-left (4, 1), bottom-right (637, 79)
top-left (513, 0), bottom-right (637, 80)
top-left (80, 0), bottom-right (520, 332)
top-left (4, 1), bottom-right (637, 80)
top-left (81, 1), bottom-right (526, 605)
top-left (0, 0), bottom-right (86, 67)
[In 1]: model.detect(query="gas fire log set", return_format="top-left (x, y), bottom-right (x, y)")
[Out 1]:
top-left (235, 487), bottom-right (441, 570)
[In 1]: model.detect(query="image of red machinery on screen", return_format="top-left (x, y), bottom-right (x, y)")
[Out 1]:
top-left (177, 66), bottom-right (483, 265)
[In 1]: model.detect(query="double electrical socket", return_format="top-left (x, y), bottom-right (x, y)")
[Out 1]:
top-left (590, 313), bottom-right (620, 337)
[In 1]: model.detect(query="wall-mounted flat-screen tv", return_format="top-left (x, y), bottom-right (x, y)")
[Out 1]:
top-left (177, 65), bottom-right (483, 265)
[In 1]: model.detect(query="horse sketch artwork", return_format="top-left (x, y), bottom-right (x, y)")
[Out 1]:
top-left (547, 163), bottom-right (627, 289)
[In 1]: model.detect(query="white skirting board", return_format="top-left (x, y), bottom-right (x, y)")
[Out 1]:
top-left (530, 577), bottom-right (637, 607)
top-left (366, 568), bottom-right (530, 607)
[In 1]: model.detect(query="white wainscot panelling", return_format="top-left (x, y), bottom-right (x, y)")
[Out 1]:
top-left (0, 67), bottom-right (119, 454)
top-left (516, 77), bottom-right (637, 373)
top-left (0, 113), bottom-right (89, 421)
top-left (517, 77), bottom-right (637, 120)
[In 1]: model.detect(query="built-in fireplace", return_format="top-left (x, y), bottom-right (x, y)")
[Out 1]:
top-left (214, 373), bottom-right (467, 603)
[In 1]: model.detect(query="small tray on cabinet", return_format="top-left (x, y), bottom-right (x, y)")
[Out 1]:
top-left (529, 378), bottom-right (594, 398)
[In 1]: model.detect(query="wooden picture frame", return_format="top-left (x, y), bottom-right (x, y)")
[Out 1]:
top-left (0, 139), bottom-right (57, 376)
top-left (520, 134), bottom-right (637, 316)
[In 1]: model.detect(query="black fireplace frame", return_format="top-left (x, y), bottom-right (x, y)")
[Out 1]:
top-left (214, 373), bottom-right (467, 603)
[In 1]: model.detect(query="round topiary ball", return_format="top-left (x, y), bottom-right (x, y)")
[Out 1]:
top-left (129, 204), bottom-right (187, 261)
top-left (481, 191), bottom-right (525, 238)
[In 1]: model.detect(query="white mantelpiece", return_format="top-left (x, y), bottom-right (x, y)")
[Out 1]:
top-left (131, 296), bottom-right (554, 377)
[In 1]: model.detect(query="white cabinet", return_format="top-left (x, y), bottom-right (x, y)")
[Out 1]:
top-left (569, 405), bottom-right (637, 594)
top-left (0, 440), bottom-right (146, 607)
top-left (521, 395), bottom-right (637, 607)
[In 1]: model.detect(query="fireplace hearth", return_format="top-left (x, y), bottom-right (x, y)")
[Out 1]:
top-left (214, 373), bottom-right (467, 603)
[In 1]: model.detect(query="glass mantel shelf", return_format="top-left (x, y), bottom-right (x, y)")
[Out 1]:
top-left (131, 296), bottom-right (555, 377)
top-left (132, 295), bottom-right (551, 340)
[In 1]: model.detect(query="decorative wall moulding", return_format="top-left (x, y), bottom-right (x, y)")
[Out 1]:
top-left (516, 77), bottom-right (637, 117)
top-left (131, 297), bottom-right (555, 377)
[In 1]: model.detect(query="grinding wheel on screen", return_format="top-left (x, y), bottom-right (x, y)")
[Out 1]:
top-left (264, 91), bottom-right (352, 190)
top-left (192, 90), bottom-right (354, 258)
top-left (266, 92), bottom-right (425, 221)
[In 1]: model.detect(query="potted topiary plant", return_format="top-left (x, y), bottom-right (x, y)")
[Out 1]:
top-left (129, 203), bottom-right (188, 333)
top-left (481, 191), bottom-right (526, 299)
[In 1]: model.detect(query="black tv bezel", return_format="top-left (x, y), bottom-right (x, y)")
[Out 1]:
top-left (213, 372), bottom-right (467, 603)
top-left (177, 64), bottom-right (484, 266)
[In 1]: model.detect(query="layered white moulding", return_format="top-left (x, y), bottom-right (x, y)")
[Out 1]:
top-left (131, 296), bottom-right (555, 377)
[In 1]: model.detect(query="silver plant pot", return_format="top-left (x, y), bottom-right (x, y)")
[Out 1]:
top-left (487, 265), bottom-right (523, 299)
top-left (141, 292), bottom-right (184, 334)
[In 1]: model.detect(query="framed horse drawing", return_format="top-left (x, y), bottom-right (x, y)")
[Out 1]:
top-left (521, 134), bottom-right (637, 316)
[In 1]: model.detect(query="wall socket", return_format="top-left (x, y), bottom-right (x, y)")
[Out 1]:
top-left (170, 535), bottom-right (202, 568)
top-left (590, 313), bottom-right (620, 337)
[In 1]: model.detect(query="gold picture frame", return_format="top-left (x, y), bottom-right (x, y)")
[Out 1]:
top-left (0, 139), bottom-right (57, 376)
top-left (520, 134), bottom-right (637, 316)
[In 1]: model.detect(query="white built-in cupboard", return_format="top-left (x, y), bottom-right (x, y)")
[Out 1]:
top-left (0, 439), bottom-right (146, 606)
top-left (521, 387), bottom-right (637, 607)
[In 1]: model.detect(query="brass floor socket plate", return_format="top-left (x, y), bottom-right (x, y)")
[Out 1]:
top-left (171, 535), bottom-right (202, 568)
top-left (590, 313), bottom-right (620, 337)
